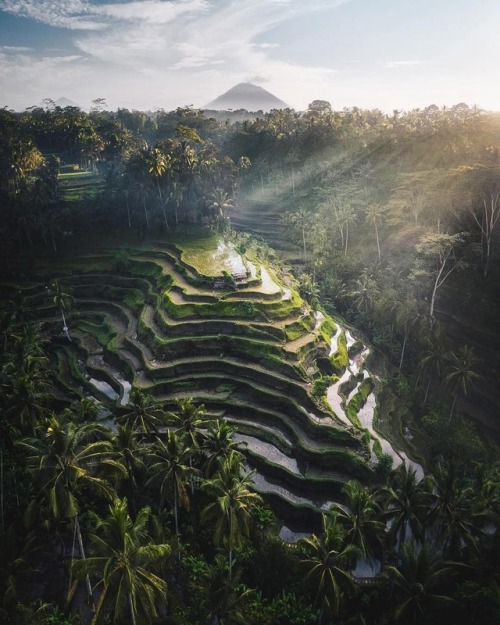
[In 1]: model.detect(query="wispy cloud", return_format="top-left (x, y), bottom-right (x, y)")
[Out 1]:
top-left (0, 45), bottom-right (33, 52)
top-left (0, 0), bottom-right (350, 109)
top-left (0, 0), bottom-right (106, 30)
top-left (385, 60), bottom-right (425, 69)
top-left (98, 0), bottom-right (209, 24)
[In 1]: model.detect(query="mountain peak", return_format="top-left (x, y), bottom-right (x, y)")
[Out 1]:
top-left (54, 97), bottom-right (81, 109)
top-left (204, 83), bottom-right (289, 112)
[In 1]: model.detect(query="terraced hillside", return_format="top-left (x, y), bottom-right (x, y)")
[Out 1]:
top-left (2, 234), bottom-right (375, 526)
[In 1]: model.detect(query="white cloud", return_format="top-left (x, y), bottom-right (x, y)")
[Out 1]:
top-left (385, 60), bottom-right (425, 69)
top-left (0, 0), bottom-right (107, 30)
top-left (97, 0), bottom-right (209, 24)
top-left (0, 0), bottom-right (351, 110)
top-left (0, 45), bottom-right (33, 52)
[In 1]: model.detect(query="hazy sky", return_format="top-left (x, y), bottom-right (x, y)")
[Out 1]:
top-left (0, 0), bottom-right (499, 112)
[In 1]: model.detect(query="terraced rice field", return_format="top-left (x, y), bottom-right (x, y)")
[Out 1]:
top-left (3, 235), bottom-right (373, 524)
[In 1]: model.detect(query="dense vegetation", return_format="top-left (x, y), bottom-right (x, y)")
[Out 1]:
top-left (1, 100), bottom-right (500, 624)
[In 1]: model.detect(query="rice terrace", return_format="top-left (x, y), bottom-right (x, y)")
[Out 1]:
top-left (1, 1), bottom-right (500, 624)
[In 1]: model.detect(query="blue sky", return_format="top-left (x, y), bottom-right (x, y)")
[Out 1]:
top-left (0, 0), bottom-right (498, 112)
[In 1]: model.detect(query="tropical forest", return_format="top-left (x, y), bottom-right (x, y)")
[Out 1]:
top-left (1, 98), bottom-right (500, 625)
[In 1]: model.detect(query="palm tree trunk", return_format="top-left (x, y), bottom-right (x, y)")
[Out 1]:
top-left (449, 395), bottom-right (457, 423)
top-left (126, 190), bottom-right (131, 228)
top-left (75, 515), bottom-right (93, 601)
top-left (60, 306), bottom-right (71, 342)
top-left (174, 484), bottom-right (179, 536)
top-left (229, 546), bottom-right (233, 581)
top-left (143, 198), bottom-right (150, 229)
top-left (375, 222), bottom-right (381, 261)
top-left (399, 330), bottom-right (407, 371)
top-left (90, 586), bottom-right (107, 625)
top-left (423, 376), bottom-right (431, 405)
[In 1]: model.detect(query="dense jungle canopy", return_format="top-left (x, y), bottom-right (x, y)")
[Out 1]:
top-left (1, 100), bottom-right (500, 625)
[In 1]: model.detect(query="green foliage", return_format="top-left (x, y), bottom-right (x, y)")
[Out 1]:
top-left (76, 319), bottom-right (117, 348)
top-left (0, 603), bottom-right (80, 625)
top-left (421, 409), bottom-right (486, 462)
top-left (311, 374), bottom-right (337, 400)
top-left (346, 377), bottom-right (373, 427)
top-left (330, 331), bottom-right (348, 374)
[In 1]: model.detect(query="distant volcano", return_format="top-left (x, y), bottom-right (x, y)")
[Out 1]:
top-left (204, 82), bottom-right (289, 112)
top-left (54, 97), bottom-right (81, 109)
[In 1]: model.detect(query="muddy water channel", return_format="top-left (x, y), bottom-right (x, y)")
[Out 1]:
top-left (325, 322), bottom-right (424, 481)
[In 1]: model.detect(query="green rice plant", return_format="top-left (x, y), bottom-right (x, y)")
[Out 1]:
top-left (330, 331), bottom-right (349, 374)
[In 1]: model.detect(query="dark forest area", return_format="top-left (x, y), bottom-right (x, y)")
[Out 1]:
top-left (1, 100), bottom-right (500, 625)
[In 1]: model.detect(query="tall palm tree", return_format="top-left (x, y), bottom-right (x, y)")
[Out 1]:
top-left (205, 555), bottom-right (253, 625)
top-left (18, 415), bottom-right (124, 599)
top-left (49, 279), bottom-right (74, 342)
top-left (417, 337), bottom-right (447, 405)
top-left (365, 202), bottom-right (387, 261)
top-left (300, 513), bottom-right (360, 624)
top-left (111, 424), bottom-right (146, 514)
top-left (72, 498), bottom-right (170, 625)
top-left (168, 399), bottom-right (209, 494)
top-left (393, 295), bottom-right (420, 371)
top-left (146, 430), bottom-right (193, 536)
top-left (330, 479), bottom-right (384, 562)
top-left (133, 181), bottom-right (151, 229)
top-left (146, 147), bottom-right (170, 227)
top-left (118, 388), bottom-right (166, 437)
top-left (169, 398), bottom-right (208, 451)
top-left (202, 420), bottom-right (244, 478)
top-left (202, 452), bottom-right (262, 579)
top-left (444, 345), bottom-right (480, 421)
top-left (428, 462), bottom-right (483, 558)
top-left (381, 464), bottom-right (432, 555)
top-left (208, 188), bottom-right (234, 227)
top-left (3, 345), bottom-right (52, 432)
top-left (386, 541), bottom-right (457, 625)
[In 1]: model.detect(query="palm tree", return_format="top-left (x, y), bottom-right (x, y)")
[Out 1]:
top-left (393, 295), bottom-right (421, 371)
top-left (146, 430), bottom-right (193, 536)
top-left (417, 337), bottom-right (447, 405)
top-left (18, 415), bottom-right (124, 600)
top-left (111, 424), bottom-right (146, 514)
top-left (72, 498), bottom-right (170, 625)
top-left (334, 202), bottom-right (358, 256)
top-left (118, 388), bottom-right (166, 437)
top-left (169, 398), bottom-right (208, 451)
top-left (202, 420), bottom-right (244, 478)
top-left (202, 452), bottom-right (262, 579)
top-left (134, 181), bottom-right (151, 229)
top-left (386, 541), bottom-right (457, 625)
top-left (208, 188), bottom-right (234, 227)
top-left (428, 462), bottom-right (484, 558)
top-left (168, 399), bottom-right (208, 494)
top-left (444, 345), bottom-right (480, 421)
top-left (146, 146), bottom-right (170, 227)
top-left (381, 464), bottom-right (432, 555)
top-left (330, 480), bottom-right (383, 562)
top-left (3, 348), bottom-right (52, 432)
top-left (48, 279), bottom-right (74, 342)
top-left (205, 555), bottom-right (253, 625)
top-left (300, 513), bottom-right (360, 624)
top-left (348, 272), bottom-right (380, 318)
top-left (288, 207), bottom-right (311, 257)
top-left (365, 203), bottom-right (387, 261)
